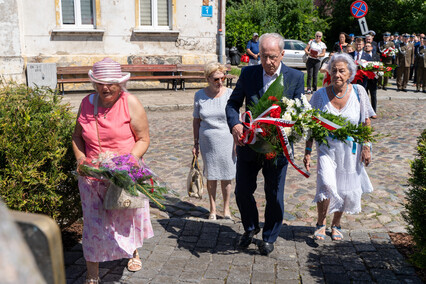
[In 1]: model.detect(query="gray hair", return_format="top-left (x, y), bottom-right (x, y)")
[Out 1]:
top-left (259, 33), bottom-right (284, 52)
top-left (327, 53), bottom-right (358, 83)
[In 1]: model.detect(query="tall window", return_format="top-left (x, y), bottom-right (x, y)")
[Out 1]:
top-left (140, 0), bottom-right (171, 29)
top-left (61, 0), bottom-right (95, 28)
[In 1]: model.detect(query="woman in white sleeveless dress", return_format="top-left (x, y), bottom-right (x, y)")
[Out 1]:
top-left (303, 53), bottom-right (376, 241)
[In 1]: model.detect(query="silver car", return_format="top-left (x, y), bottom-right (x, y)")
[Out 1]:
top-left (282, 39), bottom-right (329, 68)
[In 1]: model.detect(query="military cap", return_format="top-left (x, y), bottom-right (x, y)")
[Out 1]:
top-left (383, 32), bottom-right (391, 36)
top-left (403, 33), bottom-right (410, 38)
top-left (369, 30), bottom-right (376, 36)
top-left (394, 32), bottom-right (399, 36)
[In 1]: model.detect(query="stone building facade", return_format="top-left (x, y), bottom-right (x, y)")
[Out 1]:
top-left (0, 0), bottom-right (225, 89)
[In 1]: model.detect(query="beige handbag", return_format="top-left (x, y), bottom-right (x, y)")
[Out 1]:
top-left (93, 94), bottom-right (145, 210)
top-left (187, 155), bottom-right (204, 199)
top-left (103, 183), bottom-right (145, 210)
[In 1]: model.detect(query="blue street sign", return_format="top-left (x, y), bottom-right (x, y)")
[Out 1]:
top-left (350, 1), bottom-right (368, 19)
top-left (202, 5), bottom-right (213, 17)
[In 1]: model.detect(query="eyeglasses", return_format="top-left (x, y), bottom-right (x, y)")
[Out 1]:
top-left (212, 76), bottom-right (226, 82)
top-left (316, 35), bottom-right (322, 38)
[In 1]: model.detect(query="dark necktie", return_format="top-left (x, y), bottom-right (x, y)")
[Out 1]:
top-left (356, 52), bottom-right (360, 61)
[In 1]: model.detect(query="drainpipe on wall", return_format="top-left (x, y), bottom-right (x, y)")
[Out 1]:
top-left (218, 0), bottom-right (224, 63)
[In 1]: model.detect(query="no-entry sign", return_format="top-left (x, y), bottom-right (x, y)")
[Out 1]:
top-left (350, 1), bottom-right (368, 19)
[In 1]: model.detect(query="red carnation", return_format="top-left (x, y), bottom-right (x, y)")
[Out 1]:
top-left (270, 104), bottom-right (281, 118)
top-left (265, 152), bottom-right (277, 160)
top-left (268, 96), bottom-right (278, 101)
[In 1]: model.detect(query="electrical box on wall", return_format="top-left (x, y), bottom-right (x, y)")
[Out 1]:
top-left (27, 63), bottom-right (57, 89)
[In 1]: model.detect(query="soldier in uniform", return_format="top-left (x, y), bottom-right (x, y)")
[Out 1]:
top-left (377, 32), bottom-right (394, 90)
top-left (416, 37), bottom-right (426, 93)
top-left (396, 34), bottom-right (415, 92)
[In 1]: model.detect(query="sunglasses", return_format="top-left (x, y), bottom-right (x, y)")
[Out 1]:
top-left (212, 76), bottom-right (226, 82)
top-left (316, 35), bottom-right (322, 38)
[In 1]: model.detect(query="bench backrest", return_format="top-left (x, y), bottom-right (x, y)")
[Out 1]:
top-left (57, 66), bottom-right (91, 75)
top-left (57, 64), bottom-right (177, 75)
top-left (177, 63), bottom-right (232, 73)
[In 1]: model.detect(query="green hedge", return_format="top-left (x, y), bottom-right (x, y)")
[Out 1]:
top-left (0, 82), bottom-right (81, 228)
top-left (404, 129), bottom-right (426, 268)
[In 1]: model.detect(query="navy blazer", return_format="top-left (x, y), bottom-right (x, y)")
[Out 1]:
top-left (349, 51), bottom-right (372, 61)
top-left (226, 63), bottom-right (304, 131)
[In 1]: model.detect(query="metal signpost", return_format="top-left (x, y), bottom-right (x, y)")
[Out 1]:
top-left (350, 1), bottom-right (369, 35)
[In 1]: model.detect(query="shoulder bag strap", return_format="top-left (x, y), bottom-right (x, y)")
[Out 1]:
top-left (93, 94), bottom-right (103, 152)
top-left (352, 85), bottom-right (362, 125)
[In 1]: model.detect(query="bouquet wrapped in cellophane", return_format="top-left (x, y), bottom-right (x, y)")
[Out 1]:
top-left (78, 152), bottom-right (168, 210)
top-left (240, 74), bottom-right (375, 177)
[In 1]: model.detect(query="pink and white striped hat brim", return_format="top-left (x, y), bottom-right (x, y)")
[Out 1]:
top-left (88, 58), bottom-right (130, 84)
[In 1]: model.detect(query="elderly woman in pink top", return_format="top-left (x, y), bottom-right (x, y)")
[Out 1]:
top-left (72, 58), bottom-right (153, 283)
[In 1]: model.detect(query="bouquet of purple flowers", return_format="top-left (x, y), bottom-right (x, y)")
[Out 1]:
top-left (78, 153), bottom-right (167, 210)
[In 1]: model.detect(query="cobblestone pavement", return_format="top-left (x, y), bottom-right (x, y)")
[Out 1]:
top-left (64, 79), bottom-right (425, 283)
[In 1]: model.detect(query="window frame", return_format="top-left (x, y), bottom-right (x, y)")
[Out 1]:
top-left (137, 0), bottom-right (172, 31)
top-left (59, 0), bottom-right (96, 30)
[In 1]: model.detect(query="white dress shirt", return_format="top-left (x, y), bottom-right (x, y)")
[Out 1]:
top-left (262, 64), bottom-right (282, 93)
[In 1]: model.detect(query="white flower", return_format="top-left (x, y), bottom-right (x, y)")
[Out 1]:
top-left (287, 99), bottom-right (295, 108)
top-left (282, 112), bottom-right (292, 121)
top-left (288, 107), bottom-right (297, 116)
top-left (281, 97), bottom-right (289, 104)
top-left (377, 71), bottom-right (384, 76)
top-left (295, 98), bottom-right (302, 108)
top-left (284, 127), bottom-right (292, 137)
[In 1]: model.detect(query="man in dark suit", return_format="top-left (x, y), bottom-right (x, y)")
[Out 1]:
top-left (226, 33), bottom-right (304, 256)
top-left (364, 42), bottom-right (380, 114)
top-left (349, 37), bottom-right (372, 89)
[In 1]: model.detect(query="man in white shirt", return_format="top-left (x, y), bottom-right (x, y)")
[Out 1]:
top-left (226, 33), bottom-right (304, 257)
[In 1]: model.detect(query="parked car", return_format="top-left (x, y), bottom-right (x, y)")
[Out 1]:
top-left (282, 39), bottom-right (329, 69)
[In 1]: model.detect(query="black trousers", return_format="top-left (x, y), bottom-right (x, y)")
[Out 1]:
top-left (235, 146), bottom-right (288, 243)
top-left (366, 78), bottom-right (378, 112)
top-left (306, 58), bottom-right (321, 91)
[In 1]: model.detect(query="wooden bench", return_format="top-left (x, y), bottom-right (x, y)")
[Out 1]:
top-left (56, 64), bottom-right (178, 95)
top-left (176, 64), bottom-right (237, 90)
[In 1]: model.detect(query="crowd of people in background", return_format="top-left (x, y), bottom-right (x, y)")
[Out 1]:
top-left (332, 30), bottom-right (426, 93)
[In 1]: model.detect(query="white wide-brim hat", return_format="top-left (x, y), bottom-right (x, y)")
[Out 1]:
top-left (88, 58), bottom-right (130, 84)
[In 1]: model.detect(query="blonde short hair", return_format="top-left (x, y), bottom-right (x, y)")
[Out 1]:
top-left (204, 61), bottom-right (227, 79)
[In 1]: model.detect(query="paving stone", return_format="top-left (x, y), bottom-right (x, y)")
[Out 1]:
top-left (347, 271), bottom-right (373, 281)
top-left (396, 275), bottom-right (424, 284)
top-left (226, 266), bottom-right (251, 283)
top-left (203, 269), bottom-right (228, 280)
top-left (251, 271), bottom-right (275, 283)
top-left (277, 266), bottom-right (299, 280)
top-left (324, 273), bottom-right (351, 284)
top-left (65, 265), bottom-right (86, 279)
top-left (322, 265), bottom-right (345, 274)
top-left (354, 244), bottom-right (377, 252)
top-left (200, 279), bottom-right (224, 284)
top-left (370, 268), bottom-right (398, 281)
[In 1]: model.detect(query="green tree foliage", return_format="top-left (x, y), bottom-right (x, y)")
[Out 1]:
top-left (0, 82), bottom-right (81, 228)
top-left (226, 0), bottom-right (328, 52)
top-left (404, 129), bottom-right (426, 268)
top-left (319, 0), bottom-right (426, 50)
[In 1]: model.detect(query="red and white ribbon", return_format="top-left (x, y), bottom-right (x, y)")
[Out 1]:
top-left (240, 105), bottom-right (310, 178)
top-left (312, 116), bottom-right (342, 131)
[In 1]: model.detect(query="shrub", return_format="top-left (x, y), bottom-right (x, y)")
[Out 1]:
top-left (0, 81), bottom-right (81, 228)
top-left (404, 129), bottom-right (426, 268)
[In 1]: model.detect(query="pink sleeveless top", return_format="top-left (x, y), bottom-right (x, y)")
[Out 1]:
top-left (78, 92), bottom-right (135, 159)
